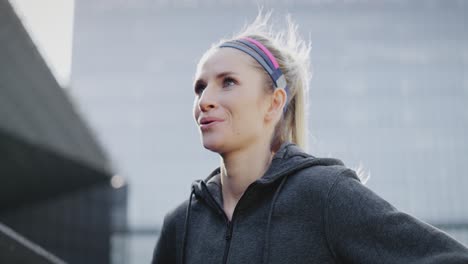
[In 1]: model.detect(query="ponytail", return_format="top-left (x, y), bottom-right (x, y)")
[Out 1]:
top-left (233, 12), bottom-right (311, 151)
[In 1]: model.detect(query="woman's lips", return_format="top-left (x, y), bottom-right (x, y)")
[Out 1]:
top-left (200, 120), bottom-right (222, 130)
top-left (199, 117), bottom-right (224, 130)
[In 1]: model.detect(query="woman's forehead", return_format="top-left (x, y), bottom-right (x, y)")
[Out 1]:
top-left (196, 48), bottom-right (253, 78)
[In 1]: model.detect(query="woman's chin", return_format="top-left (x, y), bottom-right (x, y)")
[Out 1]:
top-left (201, 138), bottom-right (225, 153)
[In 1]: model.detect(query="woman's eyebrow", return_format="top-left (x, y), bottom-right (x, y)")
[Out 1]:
top-left (194, 71), bottom-right (238, 85)
top-left (216, 71), bottom-right (238, 79)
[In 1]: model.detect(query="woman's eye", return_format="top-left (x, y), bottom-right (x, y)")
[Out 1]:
top-left (223, 77), bottom-right (236, 87)
top-left (194, 82), bottom-right (206, 95)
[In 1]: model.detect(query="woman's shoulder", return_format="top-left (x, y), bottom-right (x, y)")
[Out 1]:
top-left (291, 162), bottom-right (395, 222)
top-left (161, 198), bottom-right (191, 229)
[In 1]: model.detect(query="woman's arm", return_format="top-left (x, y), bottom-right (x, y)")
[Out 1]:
top-left (325, 169), bottom-right (468, 264)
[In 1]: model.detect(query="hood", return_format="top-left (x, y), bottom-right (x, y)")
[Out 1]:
top-left (191, 142), bottom-right (344, 213)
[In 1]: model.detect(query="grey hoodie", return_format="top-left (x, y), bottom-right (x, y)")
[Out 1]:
top-left (152, 142), bottom-right (468, 264)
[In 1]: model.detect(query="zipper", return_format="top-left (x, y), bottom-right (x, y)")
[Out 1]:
top-left (202, 181), bottom-right (258, 264)
top-left (222, 221), bottom-right (233, 263)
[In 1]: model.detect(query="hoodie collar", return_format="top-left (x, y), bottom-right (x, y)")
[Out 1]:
top-left (192, 142), bottom-right (344, 204)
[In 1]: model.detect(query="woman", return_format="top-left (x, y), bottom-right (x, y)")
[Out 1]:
top-left (152, 13), bottom-right (468, 264)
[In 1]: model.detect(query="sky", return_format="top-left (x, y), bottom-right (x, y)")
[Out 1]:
top-left (8, 0), bottom-right (75, 87)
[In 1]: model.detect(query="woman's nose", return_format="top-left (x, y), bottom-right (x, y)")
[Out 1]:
top-left (198, 87), bottom-right (217, 112)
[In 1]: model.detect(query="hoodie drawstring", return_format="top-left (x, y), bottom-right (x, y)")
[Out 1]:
top-left (181, 175), bottom-right (290, 264)
top-left (262, 175), bottom-right (290, 264)
top-left (181, 186), bottom-right (195, 264)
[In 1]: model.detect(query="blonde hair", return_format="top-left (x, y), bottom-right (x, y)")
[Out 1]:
top-left (200, 11), bottom-right (311, 151)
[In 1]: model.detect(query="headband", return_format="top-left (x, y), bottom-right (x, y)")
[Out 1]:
top-left (219, 37), bottom-right (289, 110)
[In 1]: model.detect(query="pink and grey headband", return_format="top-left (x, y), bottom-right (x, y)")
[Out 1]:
top-left (219, 37), bottom-right (289, 101)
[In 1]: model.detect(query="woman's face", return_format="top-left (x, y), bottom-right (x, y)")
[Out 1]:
top-left (193, 48), bottom-right (273, 154)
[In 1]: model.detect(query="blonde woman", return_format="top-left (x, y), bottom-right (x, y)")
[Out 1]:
top-left (152, 12), bottom-right (468, 264)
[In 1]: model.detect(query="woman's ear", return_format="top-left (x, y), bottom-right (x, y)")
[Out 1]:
top-left (265, 88), bottom-right (287, 122)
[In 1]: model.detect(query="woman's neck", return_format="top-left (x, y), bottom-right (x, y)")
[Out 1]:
top-left (220, 140), bottom-right (274, 219)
